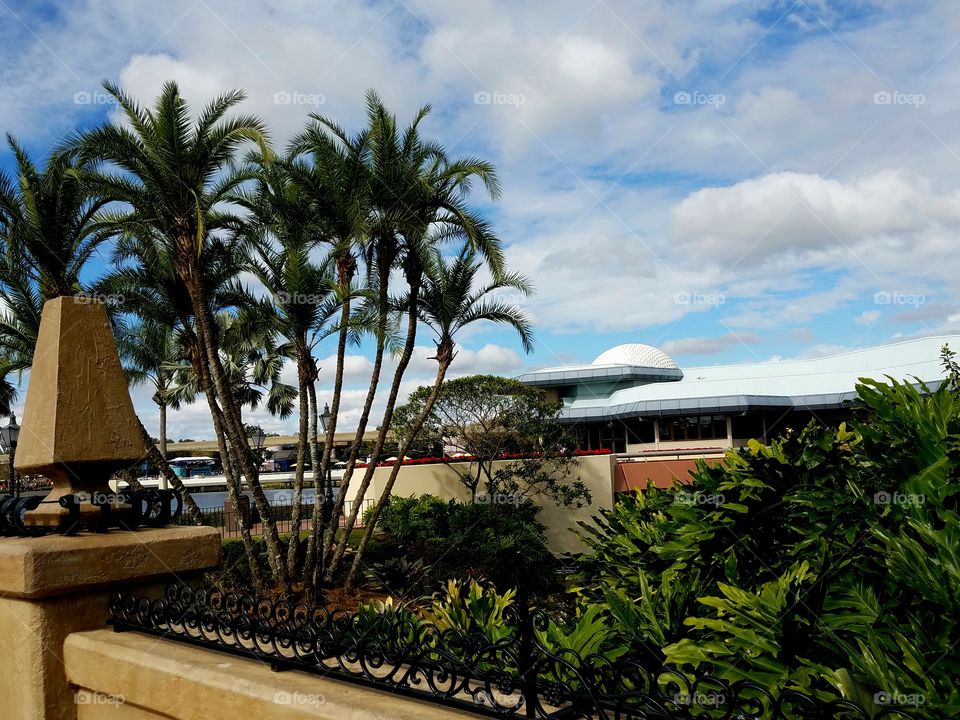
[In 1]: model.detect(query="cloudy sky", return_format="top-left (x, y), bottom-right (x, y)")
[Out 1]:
top-left (2, 0), bottom-right (960, 438)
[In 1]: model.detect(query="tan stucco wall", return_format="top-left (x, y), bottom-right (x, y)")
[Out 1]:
top-left (365, 454), bottom-right (617, 555)
top-left (66, 629), bottom-right (479, 720)
top-left (0, 527), bottom-right (220, 720)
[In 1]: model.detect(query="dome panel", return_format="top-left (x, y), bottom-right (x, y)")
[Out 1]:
top-left (592, 344), bottom-right (678, 369)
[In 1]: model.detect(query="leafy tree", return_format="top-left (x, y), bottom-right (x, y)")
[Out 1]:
top-left (321, 93), bottom-right (505, 584)
top-left (239, 151), bottom-right (344, 574)
top-left (401, 375), bottom-right (591, 506)
top-left (287, 114), bottom-right (372, 586)
top-left (0, 135), bottom-right (205, 522)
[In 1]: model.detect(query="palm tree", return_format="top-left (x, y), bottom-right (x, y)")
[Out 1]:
top-left (342, 247), bottom-right (533, 588)
top-left (239, 153), bottom-right (346, 575)
top-left (93, 228), bottom-right (246, 529)
top-left (0, 137), bottom-right (99, 373)
top-left (286, 120), bottom-right (372, 585)
top-left (116, 318), bottom-right (186, 461)
top-left (80, 81), bottom-right (291, 587)
top-left (323, 93), bottom-right (504, 582)
top-left (0, 135), bottom-right (109, 297)
top-left (0, 245), bottom-right (42, 379)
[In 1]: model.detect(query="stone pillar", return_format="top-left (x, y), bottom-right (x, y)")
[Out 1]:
top-left (0, 526), bottom-right (220, 720)
top-left (14, 297), bottom-right (149, 529)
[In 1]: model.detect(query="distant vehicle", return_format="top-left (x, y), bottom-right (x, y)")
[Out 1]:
top-left (169, 456), bottom-right (218, 478)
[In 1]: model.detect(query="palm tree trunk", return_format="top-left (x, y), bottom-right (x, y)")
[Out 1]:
top-left (209, 401), bottom-right (266, 592)
top-left (136, 416), bottom-right (204, 525)
top-left (306, 381), bottom-right (321, 497)
top-left (325, 282), bottom-right (420, 581)
top-left (320, 334), bottom-right (384, 571)
top-left (344, 353), bottom-right (451, 589)
top-left (304, 264), bottom-right (352, 584)
top-left (285, 352), bottom-right (310, 576)
top-left (186, 274), bottom-right (288, 589)
top-left (158, 401), bottom-right (168, 460)
top-left (318, 262), bottom-right (388, 576)
top-left (177, 313), bottom-right (265, 590)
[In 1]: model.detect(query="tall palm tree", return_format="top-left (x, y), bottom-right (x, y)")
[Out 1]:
top-left (287, 120), bottom-right (372, 585)
top-left (80, 82), bottom-right (291, 587)
top-left (93, 228), bottom-right (247, 529)
top-left (116, 318), bottom-right (186, 461)
top-left (240, 153), bottom-right (348, 574)
top-left (0, 135), bottom-right (109, 297)
top-left (342, 247), bottom-right (533, 588)
top-left (0, 137), bottom-right (99, 374)
top-left (323, 94), bottom-right (504, 581)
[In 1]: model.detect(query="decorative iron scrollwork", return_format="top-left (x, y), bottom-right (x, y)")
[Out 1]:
top-left (0, 490), bottom-right (182, 536)
top-left (107, 582), bottom-right (928, 719)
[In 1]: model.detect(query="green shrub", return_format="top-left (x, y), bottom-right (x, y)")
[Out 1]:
top-left (422, 578), bottom-right (516, 643)
top-left (572, 373), bottom-right (960, 717)
top-left (372, 494), bottom-right (556, 594)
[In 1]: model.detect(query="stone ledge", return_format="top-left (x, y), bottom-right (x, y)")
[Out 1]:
top-left (66, 629), bottom-right (473, 720)
top-left (0, 526), bottom-right (220, 599)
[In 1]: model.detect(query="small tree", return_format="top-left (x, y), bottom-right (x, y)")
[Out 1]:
top-left (395, 375), bottom-right (591, 507)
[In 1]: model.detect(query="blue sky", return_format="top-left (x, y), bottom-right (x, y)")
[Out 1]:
top-left (2, 0), bottom-right (960, 437)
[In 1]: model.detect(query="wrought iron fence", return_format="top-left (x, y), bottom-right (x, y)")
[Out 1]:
top-left (107, 582), bottom-right (928, 719)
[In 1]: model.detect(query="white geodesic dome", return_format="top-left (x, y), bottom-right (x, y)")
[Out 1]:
top-left (592, 344), bottom-right (678, 369)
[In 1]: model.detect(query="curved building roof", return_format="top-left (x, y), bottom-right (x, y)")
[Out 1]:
top-left (518, 335), bottom-right (959, 420)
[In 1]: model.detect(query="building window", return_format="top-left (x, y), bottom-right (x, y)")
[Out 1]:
top-left (624, 418), bottom-right (655, 444)
top-left (660, 415), bottom-right (727, 442)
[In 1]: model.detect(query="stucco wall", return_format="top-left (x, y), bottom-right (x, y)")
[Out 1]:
top-left (66, 630), bottom-right (474, 720)
top-left (365, 453), bottom-right (617, 555)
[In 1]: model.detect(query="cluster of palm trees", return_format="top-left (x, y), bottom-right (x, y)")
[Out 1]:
top-left (0, 82), bottom-right (533, 594)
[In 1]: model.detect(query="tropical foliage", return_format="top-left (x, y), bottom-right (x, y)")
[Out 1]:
top-left (0, 80), bottom-right (532, 594)
top-left (570, 366), bottom-right (960, 718)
